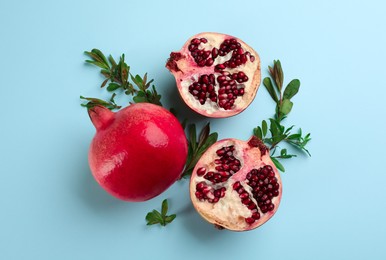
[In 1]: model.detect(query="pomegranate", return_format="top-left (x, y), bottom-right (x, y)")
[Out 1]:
top-left (166, 32), bottom-right (261, 118)
top-left (88, 103), bottom-right (188, 201)
top-left (190, 136), bottom-right (282, 231)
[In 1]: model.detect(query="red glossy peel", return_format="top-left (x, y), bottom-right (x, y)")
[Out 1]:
top-left (88, 103), bottom-right (188, 201)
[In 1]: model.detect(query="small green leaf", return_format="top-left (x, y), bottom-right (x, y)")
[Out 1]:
top-left (145, 210), bottom-right (163, 226)
top-left (161, 199), bottom-right (168, 216)
top-left (287, 133), bottom-right (301, 140)
top-left (280, 99), bottom-right (293, 115)
top-left (100, 78), bottom-right (109, 88)
top-left (283, 79), bottom-right (300, 100)
top-left (189, 124), bottom-right (197, 152)
top-left (254, 126), bottom-right (263, 139)
top-left (164, 214), bottom-right (176, 224)
top-left (262, 120), bottom-right (268, 137)
top-left (91, 49), bottom-right (109, 66)
top-left (269, 118), bottom-right (279, 137)
top-left (108, 55), bottom-right (117, 67)
top-left (271, 157), bottom-right (285, 172)
top-left (106, 82), bottom-right (121, 92)
top-left (263, 77), bottom-right (279, 102)
top-left (198, 123), bottom-right (210, 148)
top-left (85, 60), bottom-right (108, 69)
top-left (273, 60), bottom-right (284, 91)
top-left (145, 199), bottom-right (176, 227)
top-left (197, 132), bottom-right (218, 156)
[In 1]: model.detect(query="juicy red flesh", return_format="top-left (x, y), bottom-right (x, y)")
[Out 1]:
top-left (203, 145), bottom-right (241, 184)
top-left (194, 145), bottom-right (240, 203)
top-left (236, 165), bottom-right (280, 224)
top-left (246, 166), bottom-right (279, 214)
top-left (195, 144), bottom-right (280, 225)
top-left (187, 37), bottom-right (255, 110)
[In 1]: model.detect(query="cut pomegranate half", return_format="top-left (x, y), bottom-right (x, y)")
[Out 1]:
top-left (190, 136), bottom-right (282, 231)
top-left (166, 32), bottom-right (261, 118)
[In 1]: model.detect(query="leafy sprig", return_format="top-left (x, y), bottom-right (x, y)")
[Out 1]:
top-left (80, 93), bottom-right (121, 110)
top-left (254, 60), bottom-right (311, 172)
top-left (83, 49), bottom-right (162, 107)
top-left (145, 199), bottom-right (176, 227)
top-left (181, 123), bottom-right (218, 179)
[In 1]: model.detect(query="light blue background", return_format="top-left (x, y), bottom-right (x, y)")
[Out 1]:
top-left (1, 0), bottom-right (385, 259)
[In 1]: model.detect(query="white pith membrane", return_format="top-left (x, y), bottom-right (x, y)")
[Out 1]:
top-left (167, 32), bottom-right (261, 118)
top-left (189, 138), bottom-right (282, 231)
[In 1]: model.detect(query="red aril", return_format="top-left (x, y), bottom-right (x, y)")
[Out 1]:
top-left (190, 136), bottom-right (282, 231)
top-left (88, 103), bottom-right (188, 201)
top-left (166, 32), bottom-right (261, 118)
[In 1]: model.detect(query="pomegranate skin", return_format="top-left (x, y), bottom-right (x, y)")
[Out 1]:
top-left (88, 103), bottom-right (188, 201)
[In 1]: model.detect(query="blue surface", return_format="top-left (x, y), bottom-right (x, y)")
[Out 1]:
top-left (1, 0), bottom-right (386, 259)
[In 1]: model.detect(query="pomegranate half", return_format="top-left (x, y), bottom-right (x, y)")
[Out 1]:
top-left (166, 32), bottom-right (261, 118)
top-left (190, 136), bottom-right (282, 231)
top-left (88, 103), bottom-right (188, 201)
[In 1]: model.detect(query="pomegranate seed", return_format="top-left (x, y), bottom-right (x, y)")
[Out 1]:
top-left (198, 60), bottom-right (206, 67)
top-left (212, 48), bottom-right (218, 59)
top-left (197, 167), bottom-right (206, 176)
top-left (245, 217), bottom-right (255, 224)
top-left (239, 192), bottom-right (249, 199)
top-left (205, 58), bottom-right (214, 66)
top-left (233, 181), bottom-right (241, 190)
top-left (215, 165), bottom-right (223, 171)
top-left (200, 38), bottom-right (208, 43)
top-left (248, 203), bottom-right (257, 210)
top-left (252, 212), bottom-right (260, 220)
top-left (220, 188), bottom-right (226, 198)
top-left (191, 38), bottom-right (200, 45)
top-left (216, 149), bottom-right (225, 156)
top-left (250, 55), bottom-right (255, 62)
top-left (196, 181), bottom-right (205, 190)
top-left (238, 188), bottom-right (245, 194)
top-left (242, 198), bottom-right (251, 205)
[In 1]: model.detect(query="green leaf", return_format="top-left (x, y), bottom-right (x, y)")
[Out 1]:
top-left (262, 120), bottom-right (268, 137)
top-left (100, 78), bottom-right (109, 88)
top-left (161, 199), bottom-right (168, 216)
top-left (189, 124), bottom-right (197, 152)
top-left (145, 210), bottom-right (163, 225)
top-left (164, 214), bottom-right (176, 224)
top-left (287, 133), bottom-right (301, 140)
top-left (254, 126), bottom-right (263, 139)
top-left (145, 199), bottom-right (176, 227)
top-left (271, 157), bottom-right (285, 172)
top-left (283, 79), bottom-right (300, 100)
top-left (108, 55), bottom-right (117, 67)
top-left (284, 125), bottom-right (295, 134)
top-left (85, 60), bottom-right (108, 70)
top-left (91, 49), bottom-right (109, 66)
top-left (273, 60), bottom-right (284, 91)
top-left (198, 123), bottom-right (210, 148)
top-left (269, 118), bottom-right (279, 137)
top-left (280, 99), bottom-right (293, 115)
top-left (263, 77), bottom-right (279, 102)
top-left (197, 132), bottom-right (218, 155)
top-left (106, 82), bottom-right (121, 92)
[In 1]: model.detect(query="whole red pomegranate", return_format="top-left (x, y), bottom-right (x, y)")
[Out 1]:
top-left (166, 32), bottom-right (261, 118)
top-left (88, 103), bottom-right (188, 201)
top-left (190, 136), bottom-right (282, 231)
